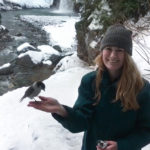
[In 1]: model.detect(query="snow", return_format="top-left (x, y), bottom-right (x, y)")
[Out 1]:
top-left (88, 0), bottom-right (111, 31)
top-left (18, 50), bottom-right (54, 65)
top-left (37, 45), bottom-right (60, 56)
top-left (42, 17), bottom-right (79, 51)
top-left (20, 15), bottom-right (79, 51)
top-left (0, 25), bottom-right (6, 30)
top-left (17, 42), bottom-right (36, 52)
top-left (17, 44), bottom-right (61, 65)
top-left (89, 40), bottom-right (97, 49)
top-left (0, 1), bottom-right (150, 150)
top-left (88, 8), bottom-right (104, 31)
top-left (0, 57), bottom-right (91, 150)
top-left (0, 0), bottom-right (3, 4)
top-left (5, 0), bottom-right (54, 8)
top-left (54, 52), bottom-right (89, 72)
top-left (0, 63), bottom-right (10, 69)
top-left (18, 51), bottom-right (44, 64)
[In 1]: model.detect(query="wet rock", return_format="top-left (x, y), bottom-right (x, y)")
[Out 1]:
top-left (50, 0), bottom-right (60, 9)
top-left (53, 45), bottom-right (62, 52)
top-left (0, 25), bottom-right (13, 50)
top-left (0, 1), bottom-right (22, 11)
top-left (0, 25), bottom-right (9, 37)
top-left (0, 65), bottom-right (13, 75)
top-left (15, 32), bottom-right (22, 36)
top-left (50, 54), bottom-right (63, 65)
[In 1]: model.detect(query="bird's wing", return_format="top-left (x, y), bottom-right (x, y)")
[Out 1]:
top-left (20, 86), bottom-right (35, 102)
top-left (24, 86), bottom-right (35, 97)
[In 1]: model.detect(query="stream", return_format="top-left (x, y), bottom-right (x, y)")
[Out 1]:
top-left (0, 8), bottom-right (57, 66)
top-left (0, 8), bottom-right (78, 95)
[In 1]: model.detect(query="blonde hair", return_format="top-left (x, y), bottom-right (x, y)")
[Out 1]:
top-left (94, 53), bottom-right (144, 111)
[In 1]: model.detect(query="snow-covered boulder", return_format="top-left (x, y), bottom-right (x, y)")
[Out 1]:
top-left (17, 42), bottom-right (39, 54)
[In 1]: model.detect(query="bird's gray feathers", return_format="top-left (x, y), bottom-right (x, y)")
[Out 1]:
top-left (20, 81), bottom-right (45, 102)
top-left (20, 86), bottom-right (35, 102)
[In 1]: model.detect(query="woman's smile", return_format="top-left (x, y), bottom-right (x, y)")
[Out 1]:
top-left (102, 46), bottom-right (125, 73)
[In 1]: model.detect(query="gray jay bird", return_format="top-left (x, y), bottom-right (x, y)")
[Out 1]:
top-left (20, 81), bottom-right (45, 102)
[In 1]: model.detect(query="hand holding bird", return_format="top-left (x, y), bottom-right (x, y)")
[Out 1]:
top-left (28, 96), bottom-right (68, 117)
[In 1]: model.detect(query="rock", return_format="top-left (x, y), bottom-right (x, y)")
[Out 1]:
top-left (49, 54), bottom-right (63, 66)
top-left (0, 1), bottom-right (22, 11)
top-left (0, 25), bottom-right (13, 50)
top-left (16, 32), bottom-right (22, 36)
top-left (11, 54), bottom-right (53, 87)
top-left (53, 45), bottom-right (62, 52)
top-left (0, 66), bottom-right (13, 75)
top-left (11, 62), bottom-right (53, 88)
top-left (0, 25), bottom-right (9, 37)
top-left (15, 54), bottom-right (38, 67)
top-left (50, 0), bottom-right (60, 9)
top-left (73, 2), bottom-right (83, 13)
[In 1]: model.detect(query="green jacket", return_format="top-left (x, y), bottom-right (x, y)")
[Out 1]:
top-left (53, 71), bottom-right (150, 150)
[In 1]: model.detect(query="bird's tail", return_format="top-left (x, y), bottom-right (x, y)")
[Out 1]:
top-left (20, 96), bottom-right (25, 102)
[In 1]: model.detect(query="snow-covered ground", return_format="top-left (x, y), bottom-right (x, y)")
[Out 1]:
top-left (0, 1), bottom-right (150, 149)
top-left (0, 0), bottom-right (74, 11)
top-left (3, 0), bottom-right (54, 8)
top-left (0, 55), bottom-right (91, 150)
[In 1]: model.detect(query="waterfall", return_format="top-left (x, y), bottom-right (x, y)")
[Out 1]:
top-left (59, 0), bottom-right (74, 12)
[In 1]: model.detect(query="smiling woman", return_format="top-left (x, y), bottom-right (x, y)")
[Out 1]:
top-left (28, 24), bottom-right (150, 150)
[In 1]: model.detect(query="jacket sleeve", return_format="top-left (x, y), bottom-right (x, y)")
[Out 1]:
top-left (52, 73), bottom-right (96, 133)
top-left (117, 82), bottom-right (150, 150)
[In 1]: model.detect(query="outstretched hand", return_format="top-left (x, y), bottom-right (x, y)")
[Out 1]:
top-left (28, 96), bottom-right (68, 117)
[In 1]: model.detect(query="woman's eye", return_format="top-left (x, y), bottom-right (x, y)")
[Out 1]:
top-left (117, 49), bottom-right (124, 52)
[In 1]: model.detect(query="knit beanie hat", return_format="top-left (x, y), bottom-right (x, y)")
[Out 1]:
top-left (100, 24), bottom-right (133, 55)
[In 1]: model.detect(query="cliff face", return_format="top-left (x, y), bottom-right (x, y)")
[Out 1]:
top-left (75, 0), bottom-right (150, 64)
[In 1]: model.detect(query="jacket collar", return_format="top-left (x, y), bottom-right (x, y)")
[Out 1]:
top-left (101, 69), bottom-right (120, 87)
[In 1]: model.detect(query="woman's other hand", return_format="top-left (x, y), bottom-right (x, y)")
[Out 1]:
top-left (28, 96), bottom-right (68, 117)
top-left (96, 141), bottom-right (117, 150)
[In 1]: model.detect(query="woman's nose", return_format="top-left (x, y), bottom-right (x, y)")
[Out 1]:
top-left (110, 50), bottom-right (117, 58)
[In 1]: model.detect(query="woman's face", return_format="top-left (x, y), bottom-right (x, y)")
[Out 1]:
top-left (102, 46), bottom-right (125, 73)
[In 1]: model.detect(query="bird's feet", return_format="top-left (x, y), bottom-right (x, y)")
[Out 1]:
top-left (33, 98), bottom-right (38, 102)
